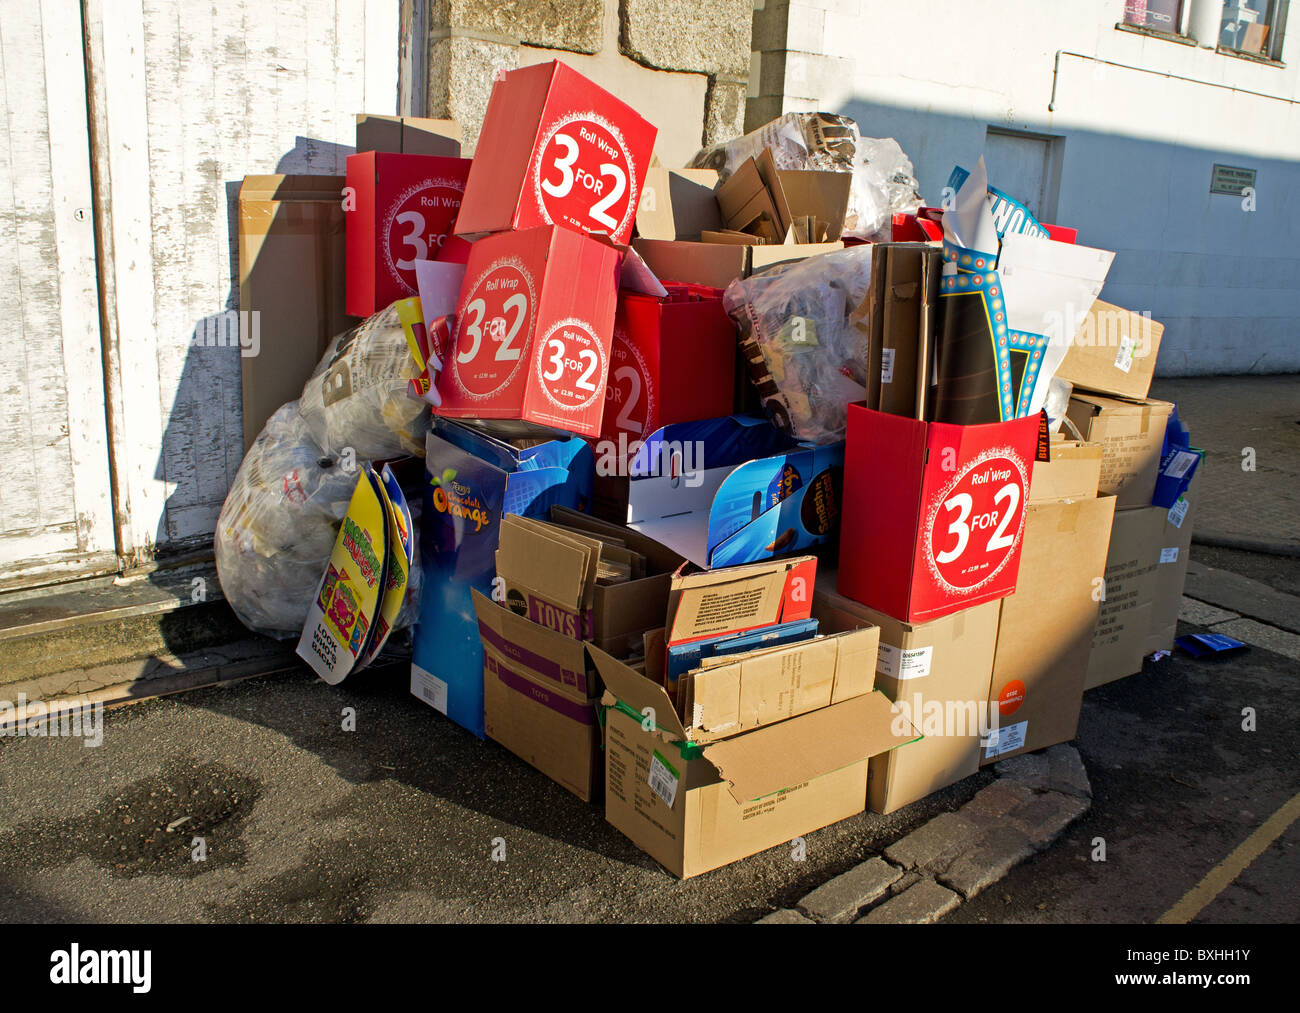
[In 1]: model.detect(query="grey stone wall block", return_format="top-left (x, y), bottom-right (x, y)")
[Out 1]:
top-left (619, 0), bottom-right (754, 77)
top-left (434, 0), bottom-right (605, 53)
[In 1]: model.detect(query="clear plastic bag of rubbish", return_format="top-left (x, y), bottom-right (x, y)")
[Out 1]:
top-left (723, 247), bottom-right (873, 444)
top-left (852, 137), bottom-right (923, 241)
top-left (215, 402), bottom-right (358, 639)
top-left (689, 112), bottom-right (922, 241)
top-left (689, 111), bottom-right (858, 178)
top-left (297, 301), bottom-right (430, 461)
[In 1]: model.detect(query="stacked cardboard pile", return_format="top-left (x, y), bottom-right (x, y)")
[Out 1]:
top-left (227, 58), bottom-right (1202, 878)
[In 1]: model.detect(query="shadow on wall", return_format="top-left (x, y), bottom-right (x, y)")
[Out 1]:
top-left (835, 96), bottom-right (1300, 377)
top-left (140, 138), bottom-right (356, 661)
top-left (153, 137), bottom-right (356, 557)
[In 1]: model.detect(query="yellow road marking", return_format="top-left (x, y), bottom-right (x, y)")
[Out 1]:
top-left (1158, 790), bottom-right (1300, 924)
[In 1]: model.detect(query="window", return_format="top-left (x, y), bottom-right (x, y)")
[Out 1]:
top-left (1123, 0), bottom-right (1186, 34)
top-left (1115, 1), bottom-right (1288, 62)
top-left (1218, 0), bottom-right (1289, 61)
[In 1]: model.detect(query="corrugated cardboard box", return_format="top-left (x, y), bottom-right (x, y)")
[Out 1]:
top-left (814, 573), bottom-right (1000, 814)
top-left (472, 591), bottom-right (601, 801)
top-left (237, 175), bottom-right (351, 451)
top-left (1085, 505), bottom-right (1166, 689)
top-left (983, 440), bottom-right (1113, 762)
top-left (986, 494), bottom-right (1116, 761)
top-left (1056, 300), bottom-right (1163, 402)
top-left (595, 644), bottom-right (915, 878)
top-left (355, 113), bottom-right (462, 157)
top-left (1066, 393), bottom-right (1174, 508)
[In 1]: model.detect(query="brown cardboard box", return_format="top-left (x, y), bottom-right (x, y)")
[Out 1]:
top-left (1056, 300), bottom-right (1164, 402)
top-left (1066, 393), bottom-right (1174, 508)
top-left (237, 175), bottom-right (352, 451)
top-left (595, 644), bottom-right (915, 878)
top-left (472, 591), bottom-right (601, 801)
top-left (1085, 505), bottom-right (1166, 689)
top-left (1144, 479), bottom-right (1197, 656)
top-left (355, 114), bottom-right (462, 157)
top-left (814, 574), bottom-right (1000, 814)
top-left (635, 168), bottom-right (721, 241)
top-left (985, 494), bottom-right (1116, 761)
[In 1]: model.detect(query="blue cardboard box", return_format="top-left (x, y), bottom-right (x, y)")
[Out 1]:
top-left (410, 419), bottom-right (593, 737)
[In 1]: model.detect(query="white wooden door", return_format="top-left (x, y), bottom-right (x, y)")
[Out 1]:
top-left (0, 0), bottom-right (117, 583)
top-left (85, 0), bottom-right (399, 565)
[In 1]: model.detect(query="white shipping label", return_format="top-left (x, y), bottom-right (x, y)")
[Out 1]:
top-left (984, 720), bottom-right (1028, 758)
top-left (877, 643), bottom-right (933, 680)
top-left (1160, 547), bottom-right (1179, 564)
top-left (1114, 335), bottom-right (1135, 374)
top-left (648, 750), bottom-right (680, 808)
top-left (1168, 497), bottom-right (1189, 528)
top-left (1165, 450), bottom-right (1199, 480)
top-left (881, 347), bottom-right (895, 384)
top-left (411, 666), bottom-right (448, 715)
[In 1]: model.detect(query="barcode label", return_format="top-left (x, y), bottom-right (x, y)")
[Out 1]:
top-left (984, 720), bottom-right (1028, 758)
top-left (1114, 336), bottom-right (1134, 374)
top-left (881, 347), bottom-right (895, 384)
top-left (1168, 497), bottom-right (1189, 528)
top-left (411, 666), bottom-right (448, 715)
top-left (1160, 547), bottom-right (1179, 564)
top-left (648, 750), bottom-right (679, 808)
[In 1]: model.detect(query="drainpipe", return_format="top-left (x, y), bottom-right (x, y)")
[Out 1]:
top-left (1187, 0), bottom-right (1223, 47)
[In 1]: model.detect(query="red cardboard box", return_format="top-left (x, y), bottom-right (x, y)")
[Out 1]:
top-left (837, 405), bottom-right (1040, 623)
top-left (454, 61), bottom-right (657, 245)
top-left (345, 151), bottom-right (472, 316)
top-left (601, 284), bottom-right (735, 447)
top-left (436, 225), bottom-right (622, 437)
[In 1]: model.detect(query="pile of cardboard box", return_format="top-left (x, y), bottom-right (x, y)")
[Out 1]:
top-left (229, 58), bottom-right (1202, 878)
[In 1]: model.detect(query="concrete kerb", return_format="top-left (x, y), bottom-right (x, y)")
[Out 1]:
top-left (756, 744), bottom-right (1092, 924)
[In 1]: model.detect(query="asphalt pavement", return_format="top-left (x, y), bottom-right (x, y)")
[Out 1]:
top-left (0, 542), bottom-right (1294, 924)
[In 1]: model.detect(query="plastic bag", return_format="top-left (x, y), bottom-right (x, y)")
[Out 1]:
top-left (723, 247), bottom-right (873, 444)
top-left (215, 402), bottom-right (358, 638)
top-left (852, 137), bottom-right (923, 241)
top-left (689, 113), bottom-right (922, 241)
top-left (297, 300), bottom-right (430, 461)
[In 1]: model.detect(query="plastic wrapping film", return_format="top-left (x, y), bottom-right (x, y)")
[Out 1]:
top-left (723, 247), bottom-right (873, 444)
top-left (689, 113), bottom-right (922, 241)
top-left (297, 300), bottom-right (431, 460)
top-left (215, 401), bottom-right (422, 640)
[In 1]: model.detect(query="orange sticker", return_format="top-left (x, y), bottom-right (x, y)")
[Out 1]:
top-left (998, 680), bottom-right (1026, 716)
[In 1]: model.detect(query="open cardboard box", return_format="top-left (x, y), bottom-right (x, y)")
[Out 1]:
top-left (622, 415), bottom-right (843, 568)
top-left (472, 589), bottom-right (603, 801)
top-left (631, 159), bottom-right (842, 290)
top-left (593, 642), bottom-right (917, 879)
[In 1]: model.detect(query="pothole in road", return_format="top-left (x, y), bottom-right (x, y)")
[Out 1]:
top-left (1, 760), bottom-right (260, 878)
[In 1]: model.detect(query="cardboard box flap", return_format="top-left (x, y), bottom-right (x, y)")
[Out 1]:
top-left (239, 174), bottom-right (345, 203)
top-left (776, 170), bottom-right (852, 242)
top-left (1030, 439), bottom-right (1103, 503)
top-left (702, 692), bottom-right (916, 804)
top-left (590, 643), bottom-right (689, 739)
top-left (666, 556), bottom-right (815, 644)
top-left (469, 589), bottom-right (593, 700)
top-left (497, 515), bottom-right (596, 611)
top-left (636, 167), bottom-right (721, 241)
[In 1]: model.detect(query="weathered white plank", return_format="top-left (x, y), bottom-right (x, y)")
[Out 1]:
top-left (41, 0), bottom-right (115, 557)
